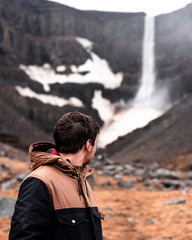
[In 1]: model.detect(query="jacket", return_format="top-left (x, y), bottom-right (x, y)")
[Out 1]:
top-left (9, 142), bottom-right (104, 240)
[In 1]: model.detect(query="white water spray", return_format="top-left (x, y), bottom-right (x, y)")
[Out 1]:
top-left (96, 16), bottom-right (165, 148)
top-left (134, 16), bottom-right (155, 106)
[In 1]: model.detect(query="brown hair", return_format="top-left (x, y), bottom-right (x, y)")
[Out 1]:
top-left (53, 111), bottom-right (100, 154)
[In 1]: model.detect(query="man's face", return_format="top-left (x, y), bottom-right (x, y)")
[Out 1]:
top-left (84, 136), bottom-right (98, 165)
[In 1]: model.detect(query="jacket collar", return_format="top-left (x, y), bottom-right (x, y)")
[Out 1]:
top-left (29, 141), bottom-right (93, 178)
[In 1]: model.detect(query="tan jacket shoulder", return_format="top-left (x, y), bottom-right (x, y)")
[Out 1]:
top-left (27, 165), bottom-right (97, 210)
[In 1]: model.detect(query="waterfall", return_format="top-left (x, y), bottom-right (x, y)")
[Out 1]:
top-left (98, 16), bottom-right (165, 148)
top-left (98, 16), bottom-right (164, 148)
top-left (133, 16), bottom-right (155, 106)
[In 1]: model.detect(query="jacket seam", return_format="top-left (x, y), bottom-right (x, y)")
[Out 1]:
top-left (26, 175), bottom-right (53, 199)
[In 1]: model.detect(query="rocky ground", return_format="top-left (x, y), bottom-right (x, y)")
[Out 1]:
top-left (1, 148), bottom-right (192, 240)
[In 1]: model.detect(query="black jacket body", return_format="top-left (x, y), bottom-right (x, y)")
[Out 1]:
top-left (9, 142), bottom-right (104, 240)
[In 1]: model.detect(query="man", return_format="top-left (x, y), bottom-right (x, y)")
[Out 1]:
top-left (9, 111), bottom-right (104, 240)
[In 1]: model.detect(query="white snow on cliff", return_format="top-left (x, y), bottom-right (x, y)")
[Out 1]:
top-left (92, 90), bottom-right (115, 123)
top-left (15, 86), bottom-right (83, 107)
top-left (91, 90), bottom-right (162, 148)
top-left (19, 37), bottom-right (123, 92)
top-left (98, 107), bottom-right (162, 148)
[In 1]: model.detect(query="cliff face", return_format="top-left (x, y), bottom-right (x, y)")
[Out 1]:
top-left (1, 0), bottom-right (192, 158)
top-left (0, 0), bottom-right (145, 148)
top-left (0, 0), bottom-right (144, 79)
top-left (155, 4), bottom-right (192, 102)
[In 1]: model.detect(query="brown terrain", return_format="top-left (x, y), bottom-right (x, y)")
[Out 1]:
top-left (1, 154), bottom-right (192, 240)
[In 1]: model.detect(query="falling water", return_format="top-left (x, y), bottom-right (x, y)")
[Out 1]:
top-left (98, 16), bottom-right (165, 148)
top-left (133, 16), bottom-right (155, 106)
top-left (98, 16), bottom-right (163, 147)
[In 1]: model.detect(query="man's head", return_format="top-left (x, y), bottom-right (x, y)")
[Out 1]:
top-left (53, 111), bottom-right (100, 154)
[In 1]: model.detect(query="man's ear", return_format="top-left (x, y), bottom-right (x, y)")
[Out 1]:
top-left (85, 139), bottom-right (92, 152)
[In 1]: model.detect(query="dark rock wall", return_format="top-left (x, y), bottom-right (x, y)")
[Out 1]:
top-left (1, 0), bottom-right (192, 154)
top-left (0, 0), bottom-right (145, 148)
top-left (155, 3), bottom-right (192, 102)
top-left (0, 0), bottom-right (145, 76)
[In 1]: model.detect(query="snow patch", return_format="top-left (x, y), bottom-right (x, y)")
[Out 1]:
top-left (15, 86), bottom-right (83, 107)
top-left (92, 90), bottom-right (115, 123)
top-left (98, 107), bottom-right (162, 148)
top-left (76, 37), bottom-right (93, 51)
top-left (19, 37), bottom-right (123, 92)
top-left (56, 65), bottom-right (66, 72)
